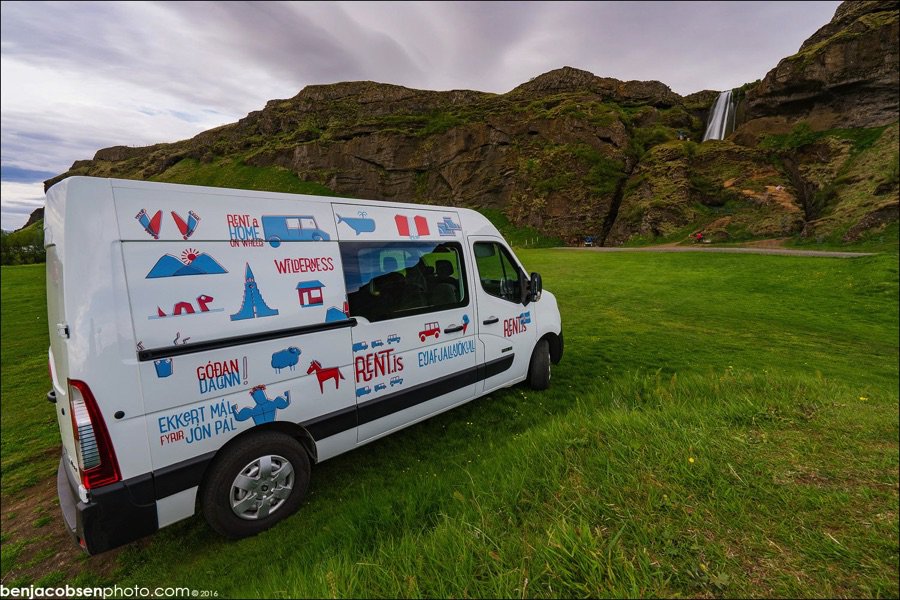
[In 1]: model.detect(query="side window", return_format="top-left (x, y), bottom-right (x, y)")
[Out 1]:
top-left (341, 242), bottom-right (468, 322)
top-left (474, 242), bottom-right (521, 303)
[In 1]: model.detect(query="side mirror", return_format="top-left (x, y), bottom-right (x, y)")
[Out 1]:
top-left (530, 272), bottom-right (542, 302)
top-left (519, 270), bottom-right (530, 306)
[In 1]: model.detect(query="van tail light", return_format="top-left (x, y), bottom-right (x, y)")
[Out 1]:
top-left (68, 379), bottom-right (120, 489)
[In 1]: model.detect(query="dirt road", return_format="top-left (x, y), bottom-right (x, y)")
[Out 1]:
top-left (558, 246), bottom-right (876, 258)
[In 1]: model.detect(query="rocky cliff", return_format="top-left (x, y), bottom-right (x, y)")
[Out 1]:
top-left (16, 207), bottom-right (44, 232)
top-left (734, 0), bottom-right (899, 143)
top-left (48, 67), bottom-right (705, 244)
top-left (48, 1), bottom-right (898, 247)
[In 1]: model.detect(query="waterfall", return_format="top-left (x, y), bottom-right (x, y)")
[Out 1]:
top-left (702, 90), bottom-right (735, 141)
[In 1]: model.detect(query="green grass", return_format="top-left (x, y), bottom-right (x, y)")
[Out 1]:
top-left (153, 158), bottom-right (336, 196)
top-left (0, 265), bottom-right (55, 494)
top-left (760, 123), bottom-right (888, 155)
top-left (1, 251), bottom-right (897, 596)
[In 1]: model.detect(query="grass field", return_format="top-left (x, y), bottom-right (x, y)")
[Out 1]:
top-left (1, 250), bottom-right (898, 597)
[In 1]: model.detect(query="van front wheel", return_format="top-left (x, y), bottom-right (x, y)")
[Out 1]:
top-left (201, 431), bottom-right (310, 539)
top-left (527, 339), bottom-right (551, 390)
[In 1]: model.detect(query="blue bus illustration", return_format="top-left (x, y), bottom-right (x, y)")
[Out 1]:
top-left (262, 216), bottom-right (331, 247)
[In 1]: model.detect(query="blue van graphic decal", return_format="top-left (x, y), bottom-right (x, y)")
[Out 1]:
top-left (262, 216), bottom-right (331, 247)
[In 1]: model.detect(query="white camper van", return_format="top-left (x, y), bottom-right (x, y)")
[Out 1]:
top-left (45, 177), bottom-right (563, 553)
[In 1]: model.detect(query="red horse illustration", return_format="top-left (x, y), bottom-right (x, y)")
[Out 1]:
top-left (307, 360), bottom-right (344, 393)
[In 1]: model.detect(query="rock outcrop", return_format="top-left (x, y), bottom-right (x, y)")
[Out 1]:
top-left (735, 0), bottom-right (899, 142)
top-left (16, 207), bottom-right (44, 232)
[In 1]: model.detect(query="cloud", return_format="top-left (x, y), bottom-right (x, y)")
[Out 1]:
top-left (1, 181), bottom-right (45, 230)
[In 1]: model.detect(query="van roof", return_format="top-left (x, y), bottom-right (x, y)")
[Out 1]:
top-left (47, 176), bottom-right (505, 241)
top-left (100, 177), bottom-right (476, 218)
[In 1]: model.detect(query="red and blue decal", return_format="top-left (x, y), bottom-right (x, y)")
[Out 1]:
top-left (172, 211), bottom-right (200, 240)
top-left (136, 209), bottom-right (162, 239)
top-left (149, 294), bottom-right (223, 320)
top-left (146, 249), bottom-right (227, 278)
top-left (395, 215), bottom-right (430, 239)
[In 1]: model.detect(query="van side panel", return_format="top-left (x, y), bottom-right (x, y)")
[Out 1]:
top-left (112, 186), bottom-right (354, 484)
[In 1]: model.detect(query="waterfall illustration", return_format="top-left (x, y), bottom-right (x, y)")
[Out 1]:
top-left (702, 90), bottom-right (735, 141)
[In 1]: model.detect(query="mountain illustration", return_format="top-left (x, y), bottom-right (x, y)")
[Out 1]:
top-left (146, 253), bottom-right (227, 278)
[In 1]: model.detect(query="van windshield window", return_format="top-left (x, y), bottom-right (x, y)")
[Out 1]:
top-left (340, 241), bottom-right (468, 322)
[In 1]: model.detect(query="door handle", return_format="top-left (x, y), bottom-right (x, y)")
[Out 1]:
top-left (444, 324), bottom-right (464, 334)
top-left (482, 316), bottom-right (499, 325)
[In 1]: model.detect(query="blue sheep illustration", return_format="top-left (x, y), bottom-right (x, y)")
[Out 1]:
top-left (271, 347), bottom-right (301, 373)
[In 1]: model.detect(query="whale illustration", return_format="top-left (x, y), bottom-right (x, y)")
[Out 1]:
top-left (337, 215), bottom-right (376, 235)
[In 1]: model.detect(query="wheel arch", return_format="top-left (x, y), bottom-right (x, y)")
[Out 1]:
top-left (541, 331), bottom-right (564, 365)
top-left (196, 421), bottom-right (318, 507)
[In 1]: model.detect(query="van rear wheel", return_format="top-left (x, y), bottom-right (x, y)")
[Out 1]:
top-left (201, 431), bottom-right (310, 539)
top-left (527, 339), bottom-right (551, 390)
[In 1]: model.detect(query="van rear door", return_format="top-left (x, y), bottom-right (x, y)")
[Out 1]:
top-left (46, 244), bottom-right (79, 481)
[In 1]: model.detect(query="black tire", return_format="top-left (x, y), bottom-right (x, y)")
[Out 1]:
top-left (200, 431), bottom-right (310, 539)
top-left (527, 339), bottom-right (551, 390)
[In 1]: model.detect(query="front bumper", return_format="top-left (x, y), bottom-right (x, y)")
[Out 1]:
top-left (57, 455), bottom-right (159, 554)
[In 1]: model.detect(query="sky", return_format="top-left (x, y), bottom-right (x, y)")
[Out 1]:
top-left (0, 0), bottom-right (841, 230)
